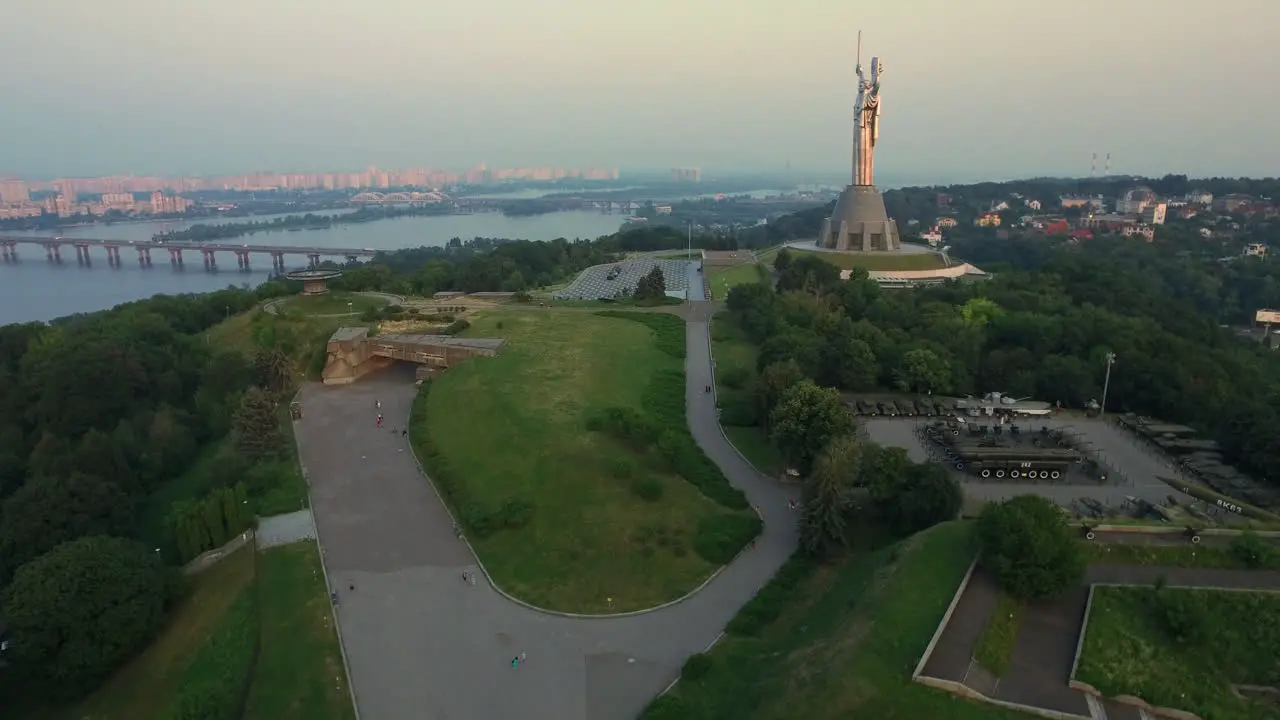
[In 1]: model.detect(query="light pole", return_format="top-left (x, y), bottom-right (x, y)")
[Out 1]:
top-left (1100, 352), bottom-right (1116, 419)
top-left (686, 223), bottom-right (692, 305)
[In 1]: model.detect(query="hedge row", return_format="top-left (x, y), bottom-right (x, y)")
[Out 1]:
top-left (587, 405), bottom-right (748, 511)
top-left (640, 552), bottom-right (817, 719)
top-left (590, 312), bottom-right (749, 511)
top-left (410, 380), bottom-right (534, 539)
top-left (724, 553), bottom-right (817, 636)
top-left (168, 483), bottom-right (253, 563)
top-left (162, 586), bottom-right (259, 720)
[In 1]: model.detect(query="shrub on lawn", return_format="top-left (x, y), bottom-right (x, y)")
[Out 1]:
top-left (726, 553), bottom-right (817, 637)
top-left (718, 366), bottom-right (750, 390)
top-left (642, 695), bottom-right (690, 720)
top-left (717, 391), bottom-right (758, 427)
top-left (610, 457), bottom-right (638, 479)
top-left (1147, 587), bottom-right (1210, 647)
top-left (694, 513), bottom-right (762, 564)
top-left (681, 653), bottom-right (713, 681)
top-left (491, 498), bottom-right (535, 530)
top-left (1229, 531), bottom-right (1275, 569)
top-left (441, 318), bottom-right (471, 336)
top-left (631, 477), bottom-right (664, 502)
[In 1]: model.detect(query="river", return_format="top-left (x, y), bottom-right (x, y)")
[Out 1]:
top-left (0, 210), bottom-right (625, 324)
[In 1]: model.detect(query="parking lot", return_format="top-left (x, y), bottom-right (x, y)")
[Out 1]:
top-left (864, 416), bottom-right (1185, 510)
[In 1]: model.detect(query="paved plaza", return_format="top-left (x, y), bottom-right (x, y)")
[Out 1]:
top-left (863, 416), bottom-right (1183, 508)
top-left (293, 304), bottom-right (795, 720)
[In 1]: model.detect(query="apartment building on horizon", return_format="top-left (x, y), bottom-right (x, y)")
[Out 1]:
top-left (2, 165), bottom-right (621, 198)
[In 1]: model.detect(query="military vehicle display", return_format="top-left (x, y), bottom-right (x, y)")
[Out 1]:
top-left (955, 392), bottom-right (1053, 417)
top-left (849, 396), bottom-right (952, 418)
top-left (918, 418), bottom-right (1104, 481)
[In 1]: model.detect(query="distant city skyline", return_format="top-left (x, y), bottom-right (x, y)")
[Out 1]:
top-left (2, 0), bottom-right (1277, 181)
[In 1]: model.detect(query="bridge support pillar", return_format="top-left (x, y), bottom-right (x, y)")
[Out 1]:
top-left (76, 245), bottom-right (90, 265)
top-left (107, 246), bottom-right (121, 266)
top-left (136, 246), bottom-right (152, 267)
top-left (307, 253), bottom-right (320, 268)
top-left (235, 251), bottom-right (250, 271)
top-left (46, 245), bottom-right (62, 263)
top-left (203, 250), bottom-right (216, 272)
top-left (272, 253), bottom-right (285, 274)
top-left (169, 248), bottom-right (183, 268)
top-left (1, 242), bottom-right (16, 262)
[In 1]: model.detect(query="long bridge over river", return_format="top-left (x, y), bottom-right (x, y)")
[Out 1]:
top-left (0, 235), bottom-right (375, 272)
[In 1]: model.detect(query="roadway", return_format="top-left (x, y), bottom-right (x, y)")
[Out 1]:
top-left (292, 302), bottom-right (795, 720)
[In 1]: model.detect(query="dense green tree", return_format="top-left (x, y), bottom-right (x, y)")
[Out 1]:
top-left (0, 473), bottom-right (134, 583)
top-left (253, 348), bottom-right (291, 393)
top-left (634, 266), bottom-right (667, 301)
top-left (231, 387), bottom-right (282, 459)
top-left (26, 431), bottom-right (74, 480)
top-left (878, 463), bottom-right (963, 535)
top-left (977, 495), bottom-right (1084, 601)
top-left (755, 360), bottom-right (805, 430)
top-left (0, 536), bottom-right (176, 698)
top-left (800, 435), bottom-right (860, 556)
top-left (769, 380), bottom-right (855, 475)
top-left (72, 428), bottom-right (137, 495)
top-left (894, 348), bottom-right (952, 394)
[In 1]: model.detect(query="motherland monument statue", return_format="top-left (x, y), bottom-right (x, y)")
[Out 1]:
top-left (819, 32), bottom-right (901, 252)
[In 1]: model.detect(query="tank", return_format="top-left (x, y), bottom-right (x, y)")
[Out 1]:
top-left (857, 399), bottom-right (878, 416)
top-left (916, 397), bottom-right (935, 416)
top-left (877, 401), bottom-right (897, 416)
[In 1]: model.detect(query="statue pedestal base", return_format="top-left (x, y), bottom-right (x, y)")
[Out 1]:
top-left (819, 185), bottom-right (900, 252)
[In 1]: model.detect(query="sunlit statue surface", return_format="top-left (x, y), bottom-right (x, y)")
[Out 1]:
top-left (853, 56), bottom-right (883, 187)
top-left (819, 34), bottom-right (900, 253)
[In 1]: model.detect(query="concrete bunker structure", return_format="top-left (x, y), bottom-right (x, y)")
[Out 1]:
top-left (322, 327), bottom-right (505, 385)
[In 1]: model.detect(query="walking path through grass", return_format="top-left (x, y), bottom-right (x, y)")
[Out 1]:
top-left (292, 300), bottom-right (800, 720)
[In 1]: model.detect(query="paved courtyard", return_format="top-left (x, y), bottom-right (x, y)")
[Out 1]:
top-left (293, 306), bottom-right (795, 720)
top-left (920, 561), bottom-right (1280, 720)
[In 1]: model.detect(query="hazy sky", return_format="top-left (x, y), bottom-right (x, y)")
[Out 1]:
top-left (2, 0), bottom-right (1277, 183)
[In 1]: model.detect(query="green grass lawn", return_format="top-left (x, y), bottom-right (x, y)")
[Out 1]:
top-left (52, 544), bottom-right (257, 720)
top-left (790, 248), bottom-right (948, 271)
top-left (708, 262), bottom-right (766, 300)
top-left (244, 541), bottom-right (355, 720)
top-left (1077, 587), bottom-right (1280, 720)
top-left (723, 425), bottom-right (786, 477)
top-left (649, 521), bottom-right (1031, 719)
top-left (279, 292), bottom-right (389, 316)
top-left (974, 593), bottom-right (1024, 677)
top-left (416, 309), bottom-right (739, 612)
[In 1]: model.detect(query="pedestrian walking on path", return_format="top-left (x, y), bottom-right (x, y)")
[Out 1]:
top-left (377, 414), bottom-right (383, 427)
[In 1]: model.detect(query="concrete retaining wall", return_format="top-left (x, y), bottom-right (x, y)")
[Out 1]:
top-left (912, 557), bottom-right (978, 679)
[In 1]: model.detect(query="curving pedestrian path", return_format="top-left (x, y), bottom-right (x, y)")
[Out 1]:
top-left (293, 300), bottom-right (796, 720)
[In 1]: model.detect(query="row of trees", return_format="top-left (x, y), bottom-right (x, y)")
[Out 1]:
top-left (168, 483), bottom-right (253, 563)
